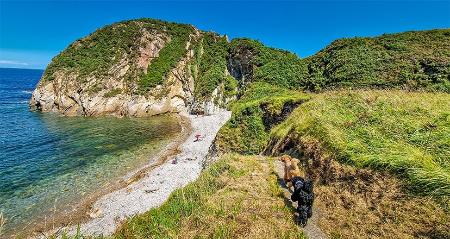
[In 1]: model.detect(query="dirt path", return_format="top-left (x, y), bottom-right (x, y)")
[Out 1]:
top-left (273, 159), bottom-right (328, 239)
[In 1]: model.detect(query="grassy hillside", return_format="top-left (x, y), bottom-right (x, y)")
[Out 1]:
top-left (44, 19), bottom-right (194, 90)
top-left (228, 29), bottom-right (450, 92)
top-left (269, 90), bottom-right (450, 197)
top-left (306, 29), bottom-right (450, 92)
top-left (215, 83), bottom-right (310, 154)
top-left (192, 33), bottom-right (237, 101)
top-left (114, 154), bottom-right (305, 239)
top-left (217, 29), bottom-right (450, 198)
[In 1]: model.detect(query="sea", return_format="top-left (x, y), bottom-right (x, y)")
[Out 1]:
top-left (0, 68), bottom-right (181, 236)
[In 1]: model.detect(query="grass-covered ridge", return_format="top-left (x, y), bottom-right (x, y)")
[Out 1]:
top-left (193, 33), bottom-right (237, 101)
top-left (228, 29), bottom-right (450, 92)
top-left (114, 154), bottom-right (305, 239)
top-left (215, 83), bottom-right (310, 154)
top-left (269, 90), bottom-right (450, 197)
top-left (305, 29), bottom-right (450, 92)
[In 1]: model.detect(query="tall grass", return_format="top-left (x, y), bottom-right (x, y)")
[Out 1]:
top-left (270, 90), bottom-right (450, 197)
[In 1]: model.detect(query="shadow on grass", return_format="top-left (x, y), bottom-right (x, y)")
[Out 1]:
top-left (276, 174), bottom-right (300, 225)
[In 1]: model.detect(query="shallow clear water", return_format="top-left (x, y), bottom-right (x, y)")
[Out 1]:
top-left (0, 68), bottom-right (181, 234)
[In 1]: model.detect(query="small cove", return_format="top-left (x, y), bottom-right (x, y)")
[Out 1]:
top-left (0, 68), bottom-right (182, 236)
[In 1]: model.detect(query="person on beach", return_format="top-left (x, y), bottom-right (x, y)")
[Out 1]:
top-left (194, 133), bottom-right (202, 142)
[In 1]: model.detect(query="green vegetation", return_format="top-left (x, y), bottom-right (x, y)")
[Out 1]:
top-left (139, 23), bottom-right (193, 92)
top-left (43, 20), bottom-right (144, 82)
top-left (270, 90), bottom-right (450, 197)
top-left (228, 30), bottom-right (450, 92)
top-left (104, 88), bottom-right (122, 97)
top-left (216, 83), bottom-right (310, 154)
top-left (44, 19), bottom-right (175, 82)
top-left (228, 38), bottom-right (308, 90)
top-left (193, 33), bottom-right (237, 100)
top-left (305, 30), bottom-right (450, 92)
top-left (114, 154), bottom-right (305, 239)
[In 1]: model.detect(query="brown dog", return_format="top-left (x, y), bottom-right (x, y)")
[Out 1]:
top-left (280, 155), bottom-right (302, 187)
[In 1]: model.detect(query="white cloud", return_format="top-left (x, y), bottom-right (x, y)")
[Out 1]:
top-left (0, 60), bottom-right (29, 66)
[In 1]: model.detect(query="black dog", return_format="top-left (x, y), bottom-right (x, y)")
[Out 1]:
top-left (290, 176), bottom-right (314, 226)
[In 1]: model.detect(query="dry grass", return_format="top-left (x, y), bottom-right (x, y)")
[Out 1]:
top-left (177, 155), bottom-right (304, 239)
top-left (115, 154), bottom-right (305, 239)
top-left (292, 138), bottom-right (450, 239)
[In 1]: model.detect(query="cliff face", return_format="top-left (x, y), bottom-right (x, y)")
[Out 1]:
top-left (30, 19), bottom-right (233, 116)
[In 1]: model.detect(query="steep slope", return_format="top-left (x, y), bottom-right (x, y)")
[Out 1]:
top-left (267, 90), bottom-right (450, 196)
top-left (30, 19), bottom-right (234, 116)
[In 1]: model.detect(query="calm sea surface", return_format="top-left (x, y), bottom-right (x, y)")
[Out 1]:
top-left (0, 68), bottom-right (181, 235)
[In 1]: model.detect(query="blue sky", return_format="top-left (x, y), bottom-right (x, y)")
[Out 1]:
top-left (0, 0), bottom-right (449, 69)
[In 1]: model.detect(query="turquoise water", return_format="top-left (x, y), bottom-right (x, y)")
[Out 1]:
top-left (0, 68), bottom-right (182, 235)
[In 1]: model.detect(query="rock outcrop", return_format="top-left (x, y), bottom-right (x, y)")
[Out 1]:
top-left (30, 19), bottom-right (233, 117)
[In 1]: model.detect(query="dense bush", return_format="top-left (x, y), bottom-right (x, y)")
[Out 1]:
top-left (304, 30), bottom-right (450, 92)
top-left (228, 38), bottom-right (309, 90)
top-left (43, 20), bottom-right (145, 82)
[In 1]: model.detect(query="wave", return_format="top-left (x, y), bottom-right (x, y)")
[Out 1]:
top-left (21, 90), bottom-right (33, 94)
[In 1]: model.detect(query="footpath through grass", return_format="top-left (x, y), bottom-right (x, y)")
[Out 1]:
top-left (114, 154), bottom-right (305, 239)
top-left (270, 90), bottom-right (450, 197)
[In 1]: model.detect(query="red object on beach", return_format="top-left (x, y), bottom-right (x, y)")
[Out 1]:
top-left (194, 134), bottom-right (202, 142)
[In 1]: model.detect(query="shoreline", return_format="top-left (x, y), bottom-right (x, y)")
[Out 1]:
top-left (14, 113), bottom-right (190, 238)
top-left (34, 110), bottom-right (231, 237)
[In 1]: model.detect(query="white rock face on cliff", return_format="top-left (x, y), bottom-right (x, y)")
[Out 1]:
top-left (31, 33), bottom-right (185, 116)
top-left (29, 20), bottom-right (231, 117)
